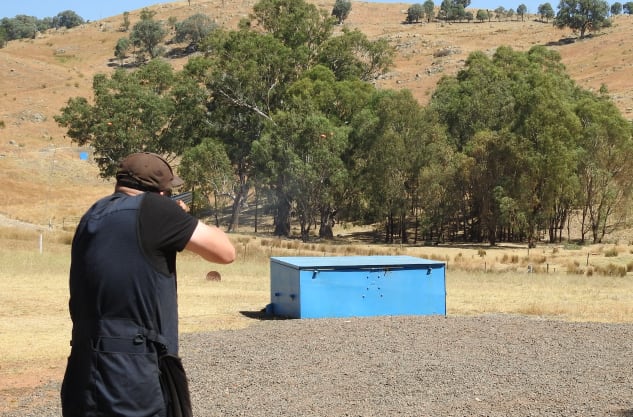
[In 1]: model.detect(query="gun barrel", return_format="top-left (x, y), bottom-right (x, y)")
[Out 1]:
top-left (171, 191), bottom-right (193, 205)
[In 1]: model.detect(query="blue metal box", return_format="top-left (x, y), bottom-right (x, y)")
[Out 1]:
top-left (269, 256), bottom-right (446, 319)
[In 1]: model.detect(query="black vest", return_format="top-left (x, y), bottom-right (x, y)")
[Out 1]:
top-left (62, 193), bottom-right (177, 417)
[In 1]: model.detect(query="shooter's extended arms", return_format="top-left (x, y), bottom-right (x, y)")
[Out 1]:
top-left (171, 191), bottom-right (193, 205)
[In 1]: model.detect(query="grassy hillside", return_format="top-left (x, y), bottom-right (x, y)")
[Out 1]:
top-left (0, 0), bottom-right (632, 227)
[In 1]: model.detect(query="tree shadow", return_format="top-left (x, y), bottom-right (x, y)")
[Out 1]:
top-left (545, 37), bottom-right (577, 46)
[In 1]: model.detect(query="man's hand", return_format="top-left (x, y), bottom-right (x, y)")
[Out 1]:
top-left (170, 191), bottom-right (193, 212)
top-left (175, 199), bottom-right (190, 213)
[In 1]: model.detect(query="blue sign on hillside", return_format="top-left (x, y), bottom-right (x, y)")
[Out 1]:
top-left (268, 256), bottom-right (446, 319)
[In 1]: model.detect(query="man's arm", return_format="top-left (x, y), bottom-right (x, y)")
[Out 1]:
top-left (185, 221), bottom-right (236, 264)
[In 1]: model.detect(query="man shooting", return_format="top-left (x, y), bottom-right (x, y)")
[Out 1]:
top-left (61, 152), bottom-right (236, 417)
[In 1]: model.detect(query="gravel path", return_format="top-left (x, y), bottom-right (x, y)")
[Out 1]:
top-left (4, 315), bottom-right (633, 416)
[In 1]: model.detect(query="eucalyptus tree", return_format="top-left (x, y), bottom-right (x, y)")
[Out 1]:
top-left (537, 2), bottom-right (555, 21)
top-left (52, 10), bottom-right (84, 28)
top-left (506, 47), bottom-right (583, 244)
top-left (494, 7), bottom-right (507, 20)
top-left (284, 66), bottom-right (373, 238)
top-left (191, 28), bottom-right (299, 232)
top-left (173, 13), bottom-right (217, 51)
top-left (407, 4), bottom-right (425, 23)
top-left (423, 0), bottom-right (437, 21)
top-left (195, 0), bottom-right (393, 233)
top-left (251, 66), bottom-right (371, 238)
top-left (55, 60), bottom-right (209, 177)
top-left (250, 0), bottom-right (335, 63)
top-left (407, 110), bottom-right (455, 243)
top-left (476, 9), bottom-right (489, 21)
top-left (178, 138), bottom-right (234, 222)
top-left (574, 94), bottom-right (633, 243)
top-left (554, 0), bottom-right (610, 38)
top-left (332, 0), bottom-right (352, 24)
top-left (431, 50), bottom-right (517, 152)
top-left (253, 110), bottom-right (349, 240)
top-left (114, 37), bottom-right (130, 64)
top-left (610, 2), bottom-right (623, 14)
top-left (351, 89), bottom-right (431, 243)
top-left (316, 28), bottom-right (394, 81)
top-left (130, 9), bottom-right (167, 59)
top-left (431, 46), bottom-right (583, 244)
top-left (460, 130), bottom-right (532, 244)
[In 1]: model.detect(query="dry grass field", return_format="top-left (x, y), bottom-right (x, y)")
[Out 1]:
top-left (2, 226), bottom-right (633, 412)
top-left (1, 0), bottom-right (633, 409)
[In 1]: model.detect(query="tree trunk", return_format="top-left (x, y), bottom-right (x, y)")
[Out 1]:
top-left (273, 192), bottom-right (292, 237)
top-left (227, 173), bottom-right (248, 233)
top-left (318, 206), bottom-right (336, 239)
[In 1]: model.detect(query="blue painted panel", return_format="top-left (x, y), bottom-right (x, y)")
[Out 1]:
top-left (270, 259), bottom-right (302, 318)
top-left (269, 256), bottom-right (446, 319)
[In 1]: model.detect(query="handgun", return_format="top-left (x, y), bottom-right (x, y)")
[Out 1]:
top-left (170, 191), bottom-right (193, 205)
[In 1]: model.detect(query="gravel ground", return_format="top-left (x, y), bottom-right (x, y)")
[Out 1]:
top-left (4, 315), bottom-right (633, 416)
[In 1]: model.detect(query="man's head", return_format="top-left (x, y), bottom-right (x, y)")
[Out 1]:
top-left (116, 152), bottom-right (184, 193)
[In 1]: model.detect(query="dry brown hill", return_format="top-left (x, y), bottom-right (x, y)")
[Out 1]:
top-left (1, 0), bottom-right (632, 227)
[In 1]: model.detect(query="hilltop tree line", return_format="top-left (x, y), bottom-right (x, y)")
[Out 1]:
top-left (3, 0), bottom-right (633, 48)
top-left (0, 11), bottom-right (84, 46)
top-left (407, 0), bottom-right (633, 39)
top-left (54, 0), bottom-right (633, 245)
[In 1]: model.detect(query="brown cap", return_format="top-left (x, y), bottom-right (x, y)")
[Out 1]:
top-left (116, 152), bottom-right (184, 192)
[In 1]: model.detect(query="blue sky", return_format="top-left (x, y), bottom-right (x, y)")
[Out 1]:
top-left (1, 0), bottom-right (543, 22)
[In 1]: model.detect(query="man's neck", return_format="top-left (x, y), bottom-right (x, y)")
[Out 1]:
top-left (114, 186), bottom-right (145, 196)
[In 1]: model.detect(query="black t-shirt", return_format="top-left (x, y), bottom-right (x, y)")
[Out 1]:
top-left (138, 192), bottom-right (198, 276)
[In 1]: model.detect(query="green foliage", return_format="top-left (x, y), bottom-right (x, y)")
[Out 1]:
top-left (574, 93), bottom-right (633, 243)
top-left (52, 10), bottom-right (84, 28)
top-left (121, 12), bottom-right (131, 32)
top-left (317, 28), bottom-right (394, 81)
top-left (430, 45), bottom-right (632, 244)
top-left (114, 37), bottom-right (130, 63)
top-left (179, 138), bottom-right (234, 216)
top-left (440, 0), bottom-right (470, 20)
top-left (610, 2), bottom-right (623, 14)
top-left (538, 3), bottom-right (555, 21)
top-left (195, 27), bottom-right (299, 231)
top-left (251, 0), bottom-right (334, 53)
top-left (0, 10), bottom-right (86, 43)
top-left (253, 108), bottom-right (349, 240)
top-left (494, 7), bottom-right (507, 20)
top-left (476, 9), bottom-right (489, 21)
top-left (55, 60), bottom-right (206, 177)
top-left (1, 15), bottom-right (38, 40)
top-left (554, 0), bottom-right (610, 38)
top-left (332, 0), bottom-right (352, 24)
top-left (174, 13), bottom-right (217, 49)
top-left (423, 0), bottom-right (436, 21)
top-left (130, 10), bottom-right (166, 58)
top-left (407, 4), bottom-right (425, 23)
